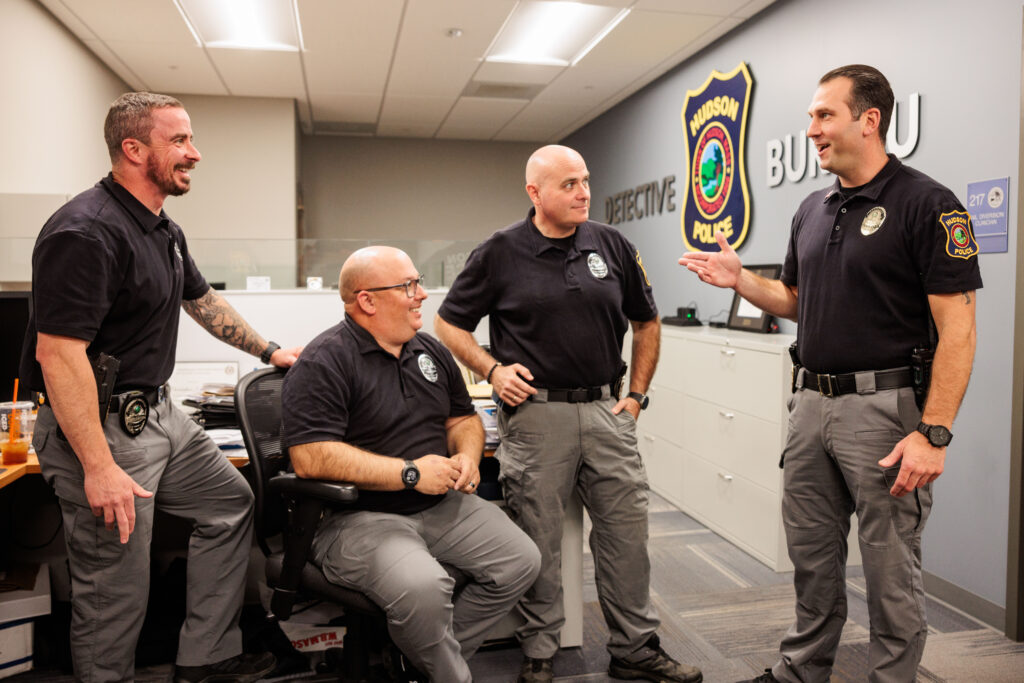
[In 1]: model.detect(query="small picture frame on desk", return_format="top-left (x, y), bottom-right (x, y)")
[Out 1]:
top-left (727, 264), bottom-right (782, 333)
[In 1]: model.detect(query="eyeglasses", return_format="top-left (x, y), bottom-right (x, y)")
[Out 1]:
top-left (356, 276), bottom-right (425, 298)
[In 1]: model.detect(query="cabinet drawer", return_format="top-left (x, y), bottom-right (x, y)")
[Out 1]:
top-left (682, 452), bottom-right (780, 563)
top-left (681, 396), bottom-right (782, 492)
top-left (683, 340), bottom-right (783, 421)
top-left (638, 431), bottom-right (684, 509)
top-left (643, 385), bottom-right (685, 445)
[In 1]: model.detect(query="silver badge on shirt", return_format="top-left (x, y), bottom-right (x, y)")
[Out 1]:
top-left (173, 241), bottom-right (184, 262)
top-left (860, 207), bottom-right (887, 236)
top-left (418, 354), bottom-right (438, 382)
top-left (587, 253), bottom-right (609, 279)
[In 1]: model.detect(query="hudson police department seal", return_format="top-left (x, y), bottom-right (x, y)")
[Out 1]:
top-left (587, 253), bottom-right (608, 279)
top-left (860, 206), bottom-right (887, 236)
top-left (418, 354), bottom-right (438, 382)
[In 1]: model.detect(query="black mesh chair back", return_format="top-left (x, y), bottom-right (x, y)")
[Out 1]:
top-left (235, 367), bottom-right (289, 556)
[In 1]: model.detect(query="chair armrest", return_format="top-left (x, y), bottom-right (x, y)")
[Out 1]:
top-left (269, 473), bottom-right (359, 504)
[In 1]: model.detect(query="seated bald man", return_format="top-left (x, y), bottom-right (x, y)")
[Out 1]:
top-left (281, 246), bottom-right (541, 682)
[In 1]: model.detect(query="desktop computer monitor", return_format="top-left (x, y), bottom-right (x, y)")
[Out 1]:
top-left (0, 291), bottom-right (33, 402)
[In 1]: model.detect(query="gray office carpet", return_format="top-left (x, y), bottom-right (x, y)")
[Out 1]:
top-left (9, 493), bottom-right (1024, 682)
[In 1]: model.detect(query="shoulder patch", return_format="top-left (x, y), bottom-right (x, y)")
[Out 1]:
top-left (939, 210), bottom-right (979, 260)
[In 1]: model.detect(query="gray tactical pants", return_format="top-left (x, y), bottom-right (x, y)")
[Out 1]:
top-left (311, 490), bottom-right (541, 683)
top-left (34, 400), bottom-right (255, 683)
top-left (773, 379), bottom-right (930, 683)
top-left (497, 389), bottom-right (660, 660)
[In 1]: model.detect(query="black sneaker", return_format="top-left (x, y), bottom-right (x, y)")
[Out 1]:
top-left (735, 669), bottom-right (780, 683)
top-left (609, 634), bottom-right (702, 682)
top-left (174, 652), bottom-right (277, 683)
top-left (517, 656), bottom-right (554, 683)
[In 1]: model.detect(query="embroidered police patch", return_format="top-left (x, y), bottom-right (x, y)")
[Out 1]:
top-left (418, 354), bottom-right (438, 382)
top-left (587, 252), bottom-right (609, 279)
top-left (939, 210), bottom-right (979, 260)
top-left (860, 207), bottom-right (886, 236)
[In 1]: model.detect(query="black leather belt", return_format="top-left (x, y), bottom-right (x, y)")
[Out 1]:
top-left (109, 386), bottom-right (166, 415)
top-left (800, 368), bottom-right (913, 397)
top-left (543, 386), bottom-right (608, 403)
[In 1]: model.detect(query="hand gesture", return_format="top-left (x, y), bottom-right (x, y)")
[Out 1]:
top-left (678, 230), bottom-right (742, 288)
top-left (84, 461), bottom-right (153, 544)
top-left (450, 452), bottom-right (482, 494)
top-left (413, 454), bottom-right (461, 495)
top-left (491, 363), bottom-right (538, 408)
top-left (878, 432), bottom-right (945, 497)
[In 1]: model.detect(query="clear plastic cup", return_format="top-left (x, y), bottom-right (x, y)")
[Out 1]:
top-left (1, 400), bottom-right (34, 464)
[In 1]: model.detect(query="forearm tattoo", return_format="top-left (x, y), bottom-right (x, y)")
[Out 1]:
top-left (182, 290), bottom-right (265, 357)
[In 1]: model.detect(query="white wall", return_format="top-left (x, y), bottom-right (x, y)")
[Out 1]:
top-left (566, 0), bottom-right (1021, 615)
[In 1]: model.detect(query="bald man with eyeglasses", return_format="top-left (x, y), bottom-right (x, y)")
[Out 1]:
top-left (282, 246), bottom-right (540, 683)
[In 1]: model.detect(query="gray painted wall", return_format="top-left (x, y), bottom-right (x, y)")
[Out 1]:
top-left (300, 136), bottom-right (539, 241)
top-left (566, 0), bottom-right (1020, 608)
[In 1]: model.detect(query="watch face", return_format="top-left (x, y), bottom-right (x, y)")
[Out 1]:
top-left (402, 463), bottom-right (419, 486)
top-left (930, 426), bottom-right (952, 447)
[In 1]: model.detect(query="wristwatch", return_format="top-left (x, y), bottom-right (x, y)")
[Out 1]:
top-left (627, 392), bottom-right (649, 410)
top-left (916, 421), bottom-right (953, 448)
top-left (401, 460), bottom-right (420, 489)
top-left (260, 341), bottom-right (281, 365)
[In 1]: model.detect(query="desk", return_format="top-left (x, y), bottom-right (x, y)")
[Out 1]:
top-left (0, 451), bottom-right (250, 492)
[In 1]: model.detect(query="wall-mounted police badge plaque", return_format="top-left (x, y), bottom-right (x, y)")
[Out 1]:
top-left (418, 354), bottom-right (439, 382)
top-left (939, 210), bottom-right (980, 260)
top-left (680, 63), bottom-right (754, 253)
top-left (587, 252), bottom-right (609, 279)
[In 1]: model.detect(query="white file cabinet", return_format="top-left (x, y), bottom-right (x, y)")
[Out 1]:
top-left (637, 326), bottom-right (860, 571)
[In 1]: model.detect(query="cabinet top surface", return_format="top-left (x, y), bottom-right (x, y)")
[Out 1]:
top-left (661, 324), bottom-right (796, 351)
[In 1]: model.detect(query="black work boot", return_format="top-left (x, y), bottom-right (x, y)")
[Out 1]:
top-left (608, 634), bottom-right (702, 682)
top-left (517, 656), bottom-right (554, 683)
top-left (174, 652), bottom-right (276, 683)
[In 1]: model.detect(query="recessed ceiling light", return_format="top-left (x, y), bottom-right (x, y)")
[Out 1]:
top-left (485, 1), bottom-right (629, 67)
top-left (175, 0), bottom-right (303, 52)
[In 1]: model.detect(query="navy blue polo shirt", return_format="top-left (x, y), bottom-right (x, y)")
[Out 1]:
top-left (438, 208), bottom-right (657, 388)
top-left (20, 174), bottom-right (209, 392)
top-left (281, 318), bottom-right (477, 515)
top-left (781, 156), bottom-right (983, 374)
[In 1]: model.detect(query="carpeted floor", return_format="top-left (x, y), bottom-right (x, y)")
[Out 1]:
top-left (8, 492), bottom-right (1023, 682)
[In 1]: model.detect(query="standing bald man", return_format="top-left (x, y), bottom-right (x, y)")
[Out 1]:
top-left (436, 146), bottom-right (702, 683)
top-left (282, 247), bottom-right (540, 683)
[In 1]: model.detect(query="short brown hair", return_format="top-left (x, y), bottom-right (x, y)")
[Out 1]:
top-left (819, 65), bottom-right (894, 142)
top-left (104, 92), bottom-right (184, 162)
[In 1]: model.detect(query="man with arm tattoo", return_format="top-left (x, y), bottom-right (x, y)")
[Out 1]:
top-left (20, 92), bottom-right (300, 683)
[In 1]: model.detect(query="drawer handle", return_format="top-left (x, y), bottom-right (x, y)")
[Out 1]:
top-left (718, 411), bottom-right (735, 419)
top-left (717, 472), bottom-right (734, 482)
top-left (720, 349), bottom-right (736, 357)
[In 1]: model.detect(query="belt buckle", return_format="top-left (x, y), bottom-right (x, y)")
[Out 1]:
top-left (819, 374), bottom-right (836, 398)
top-left (567, 389), bottom-right (587, 403)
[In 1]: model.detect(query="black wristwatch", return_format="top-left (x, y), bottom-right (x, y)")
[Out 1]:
top-left (627, 392), bottom-right (649, 410)
top-left (260, 341), bottom-right (281, 365)
top-left (401, 460), bottom-right (420, 489)
top-left (916, 421), bottom-right (953, 448)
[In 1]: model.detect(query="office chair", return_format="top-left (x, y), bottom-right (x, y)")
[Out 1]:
top-left (235, 367), bottom-right (407, 682)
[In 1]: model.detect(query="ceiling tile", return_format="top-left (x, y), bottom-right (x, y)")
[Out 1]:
top-left (310, 93), bottom-right (382, 123)
top-left (386, 0), bottom-right (516, 97)
top-left (437, 96), bottom-right (528, 139)
top-left (379, 95), bottom-right (455, 129)
top-left (55, 0), bottom-right (197, 44)
top-left (298, 0), bottom-right (403, 94)
top-left (80, 38), bottom-right (148, 90)
top-left (734, 0), bottom-right (779, 17)
top-left (579, 9), bottom-right (722, 69)
top-left (634, 0), bottom-right (750, 15)
top-left (206, 48), bottom-right (305, 98)
top-left (102, 41), bottom-right (226, 95)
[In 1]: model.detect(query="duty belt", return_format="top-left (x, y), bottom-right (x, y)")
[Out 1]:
top-left (40, 385), bottom-right (167, 417)
top-left (798, 368), bottom-right (913, 398)
top-left (542, 386), bottom-right (609, 403)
